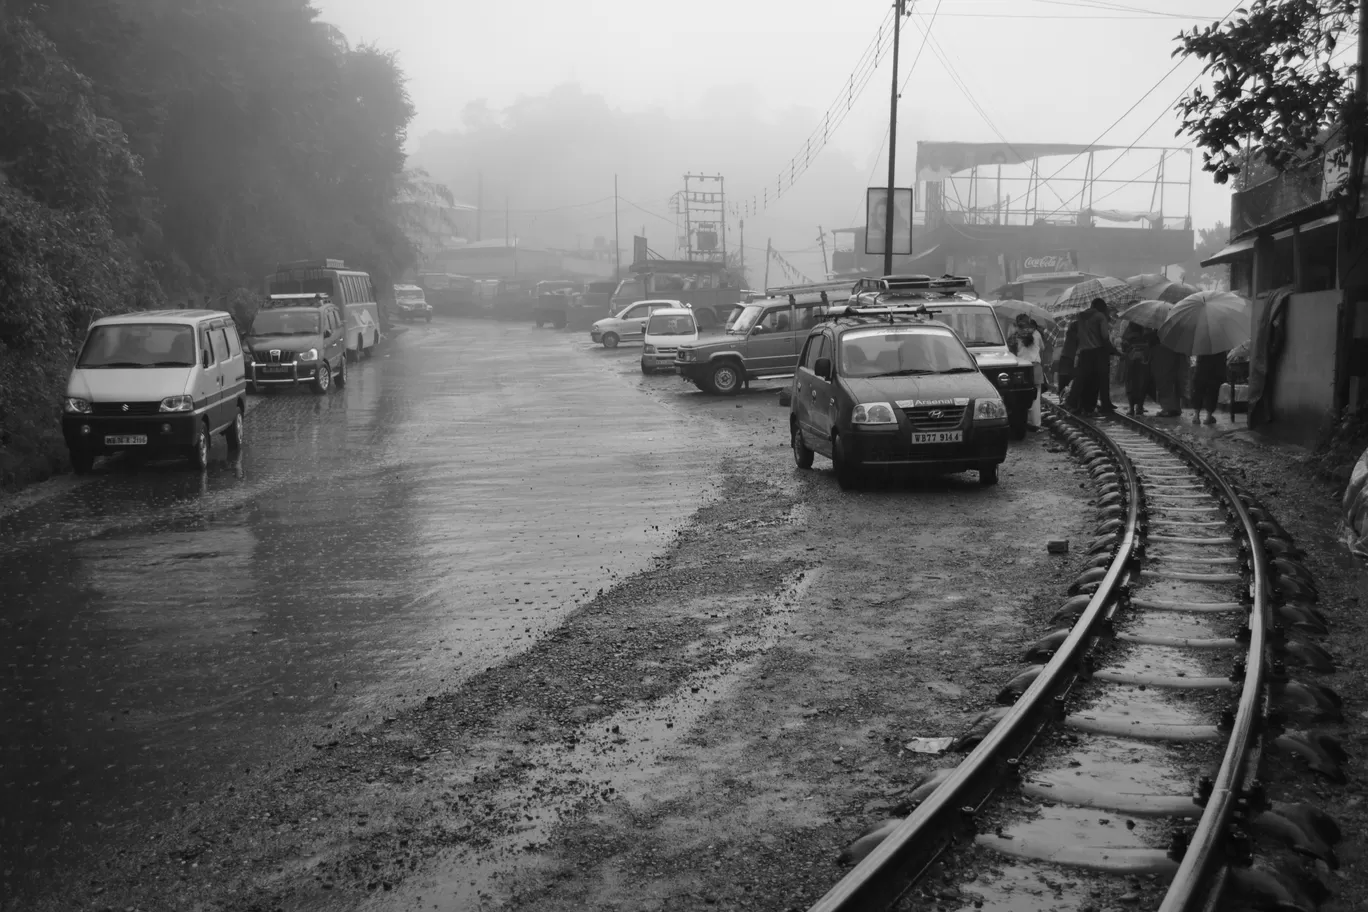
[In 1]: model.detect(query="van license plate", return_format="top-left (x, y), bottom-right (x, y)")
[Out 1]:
top-left (259, 366), bottom-right (289, 374)
top-left (912, 431), bottom-right (962, 444)
top-left (105, 435), bottom-right (147, 446)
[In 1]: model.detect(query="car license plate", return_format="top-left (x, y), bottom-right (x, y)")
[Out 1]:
top-left (912, 431), bottom-right (962, 444)
top-left (260, 366), bottom-right (289, 374)
top-left (105, 435), bottom-right (147, 446)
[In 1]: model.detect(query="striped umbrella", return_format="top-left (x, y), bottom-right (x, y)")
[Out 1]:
top-left (1158, 291), bottom-right (1251, 355)
top-left (1117, 299), bottom-right (1174, 330)
top-left (1050, 276), bottom-right (1139, 316)
top-left (992, 300), bottom-right (1061, 350)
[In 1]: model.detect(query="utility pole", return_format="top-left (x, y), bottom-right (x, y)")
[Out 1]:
top-left (883, 0), bottom-right (906, 276)
top-left (504, 195), bottom-right (510, 248)
top-left (764, 238), bottom-right (772, 292)
top-left (614, 174), bottom-right (621, 280)
top-left (740, 219), bottom-right (746, 287)
top-left (476, 172), bottom-right (483, 241)
top-left (817, 226), bottom-right (829, 278)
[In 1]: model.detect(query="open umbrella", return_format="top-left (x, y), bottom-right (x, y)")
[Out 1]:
top-left (1126, 274), bottom-right (1200, 304)
top-left (1158, 291), bottom-right (1251, 355)
top-left (1117, 299), bottom-right (1173, 330)
top-left (1051, 276), bottom-right (1138, 315)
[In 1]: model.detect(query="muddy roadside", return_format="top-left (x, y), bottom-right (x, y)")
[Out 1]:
top-left (21, 388), bottom-right (1096, 912)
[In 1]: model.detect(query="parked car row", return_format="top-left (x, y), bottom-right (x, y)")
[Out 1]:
top-left (587, 274), bottom-right (1035, 489)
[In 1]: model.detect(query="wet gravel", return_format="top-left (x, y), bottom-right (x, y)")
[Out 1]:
top-left (5, 329), bottom-right (1099, 912)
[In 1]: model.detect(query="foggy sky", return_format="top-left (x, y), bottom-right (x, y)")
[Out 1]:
top-left (313, 0), bottom-right (1240, 278)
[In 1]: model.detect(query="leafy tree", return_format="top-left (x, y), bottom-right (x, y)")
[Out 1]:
top-left (1174, 0), bottom-right (1361, 186)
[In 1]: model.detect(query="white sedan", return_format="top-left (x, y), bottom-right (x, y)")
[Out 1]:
top-left (589, 299), bottom-right (684, 348)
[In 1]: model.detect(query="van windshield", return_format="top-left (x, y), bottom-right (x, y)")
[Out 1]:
top-left (647, 313), bottom-right (696, 335)
top-left (250, 310), bottom-right (320, 335)
top-left (78, 324), bottom-right (196, 368)
top-left (840, 329), bottom-right (978, 378)
top-left (934, 305), bottom-right (1006, 347)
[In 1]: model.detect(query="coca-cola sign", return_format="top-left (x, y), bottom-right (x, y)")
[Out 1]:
top-left (1020, 254), bottom-right (1074, 272)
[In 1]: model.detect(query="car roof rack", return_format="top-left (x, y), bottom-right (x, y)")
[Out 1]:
top-left (264, 293), bottom-right (332, 308)
top-left (827, 302), bottom-right (948, 325)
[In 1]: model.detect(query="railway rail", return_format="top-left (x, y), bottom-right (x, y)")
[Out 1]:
top-left (810, 402), bottom-right (1344, 912)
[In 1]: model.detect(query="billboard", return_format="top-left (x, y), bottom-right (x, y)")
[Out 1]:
top-left (865, 188), bottom-right (913, 256)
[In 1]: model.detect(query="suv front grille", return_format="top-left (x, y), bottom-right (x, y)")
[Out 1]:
top-left (92, 401), bottom-right (161, 416)
top-left (901, 405), bottom-right (966, 431)
top-left (256, 349), bottom-right (296, 363)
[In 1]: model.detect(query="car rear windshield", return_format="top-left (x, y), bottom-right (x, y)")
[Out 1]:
top-left (647, 313), bottom-right (696, 335)
top-left (77, 324), bottom-right (196, 368)
top-left (395, 288), bottom-right (426, 304)
top-left (933, 306), bottom-right (1006, 347)
top-left (840, 329), bottom-right (978, 378)
top-left (250, 310), bottom-right (320, 335)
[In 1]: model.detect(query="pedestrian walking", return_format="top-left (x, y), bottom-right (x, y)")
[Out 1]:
top-left (1190, 351), bottom-right (1228, 425)
top-left (1012, 315), bottom-right (1044, 430)
top-left (1072, 298), bottom-right (1116, 415)
top-left (1149, 343), bottom-right (1187, 417)
top-left (1121, 322), bottom-right (1157, 416)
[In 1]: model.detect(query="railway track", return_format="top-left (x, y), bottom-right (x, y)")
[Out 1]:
top-left (810, 403), bottom-right (1344, 912)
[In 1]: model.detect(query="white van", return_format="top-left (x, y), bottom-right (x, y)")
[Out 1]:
top-left (641, 307), bottom-right (699, 374)
top-left (62, 310), bottom-right (247, 474)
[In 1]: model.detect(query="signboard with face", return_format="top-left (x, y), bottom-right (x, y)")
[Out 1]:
top-left (865, 188), bottom-right (914, 256)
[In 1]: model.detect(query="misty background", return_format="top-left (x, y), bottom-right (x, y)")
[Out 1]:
top-left (317, 0), bottom-right (1235, 285)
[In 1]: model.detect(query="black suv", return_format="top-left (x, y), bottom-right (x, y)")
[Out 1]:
top-left (244, 294), bottom-right (349, 394)
top-left (673, 292), bottom-right (830, 394)
top-left (789, 303), bottom-right (1010, 489)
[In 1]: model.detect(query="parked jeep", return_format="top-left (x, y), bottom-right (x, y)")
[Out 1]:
top-left (672, 282), bottom-right (857, 394)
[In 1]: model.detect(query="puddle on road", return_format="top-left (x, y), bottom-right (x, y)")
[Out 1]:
top-left (365, 569), bottom-right (819, 912)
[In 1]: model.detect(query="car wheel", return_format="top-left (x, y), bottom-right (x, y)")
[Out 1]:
top-left (188, 421), bottom-right (210, 470)
top-left (225, 408), bottom-right (245, 451)
top-left (425, 314), bottom-right (432, 323)
top-left (70, 448), bottom-right (94, 475)
top-left (832, 433), bottom-right (860, 490)
top-left (535, 319), bottom-right (544, 328)
top-left (980, 463), bottom-right (1000, 486)
top-left (1008, 406), bottom-right (1027, 440)
top-left (335, 354), bottom-right (348, 388)
top-left (602, 332), bottom-right (620, 349)
top-left (346, 346), bottom-right (357, 362)
top-left (640, 361), bottom-right (652, 375)
top-left (708, 361), bottom-right (742, 395)
top-left (792, 422), bottom-right (814, 469)
top-left (311, 362), bottom-right (331, 395)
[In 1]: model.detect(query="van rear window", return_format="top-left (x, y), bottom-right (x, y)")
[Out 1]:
top-left (647, 314), bottom-right (696, 335)
top-left (78, 324), bottom-right (196, 368)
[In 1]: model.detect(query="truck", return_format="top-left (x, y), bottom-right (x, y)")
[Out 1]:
top-left (532, 280), bottom-right (581, 328)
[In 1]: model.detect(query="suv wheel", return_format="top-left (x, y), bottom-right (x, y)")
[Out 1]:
top-left (311, 362), bottom-right (331, 395)
top-left (979, 463), bottom-right (1000, 486)
top-left (708, 361), bottom-right (742, 395)
top-left (70, 448), bottom-right (94, 475)
top-left (602, 332), bottom-right (620, 349)
top-left (226, 409), bottom-right (245, 451)
top-left (832, 433), bottom-right (860, 490)
top-left (792, 422), bottom-right (814, 469)
top-left (335, 354), bottom-right (348, 388)
top-left (1008, 405), bottom-right (1027, 440)
top-left (188, 421), bottom-right (210, 470)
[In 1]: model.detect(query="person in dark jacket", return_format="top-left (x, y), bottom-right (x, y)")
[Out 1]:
top-left (1072, 299), bottom-right (1115, 415)
top-left (1191, 351), bottom-right (1228, 425)
top-left (1121, 322), bottom-right (1158, 415)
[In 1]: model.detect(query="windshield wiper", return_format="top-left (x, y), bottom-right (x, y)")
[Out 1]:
top-left (940, 366), bottom-right (980, 373)
top-left (875, 368), bottom-right (935, 376)
top-left (93, 361), bottom-right (145, 368)
top-left (147, 361), bottom-right (193, 367)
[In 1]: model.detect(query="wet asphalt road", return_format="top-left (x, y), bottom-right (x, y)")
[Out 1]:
top-left (0, 319), bottom-right (723, 894)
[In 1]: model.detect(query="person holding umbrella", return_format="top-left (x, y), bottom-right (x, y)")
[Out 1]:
top-left (1121, 320), bottom-right (1158, 415)
top-left (1156, 291), bottom-right (1252, 425)
top-left (1073, 298), bottom-right (1117, 415)
top-left (1057, 316), bottom-right (1081, 407)
top-left (1118, 298), bottom-right (1182, 417)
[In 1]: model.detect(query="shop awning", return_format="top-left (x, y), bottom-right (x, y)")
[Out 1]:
top-left (1199, 237), bottom-right (1255, 267)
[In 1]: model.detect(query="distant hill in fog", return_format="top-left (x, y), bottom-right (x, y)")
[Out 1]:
top-left (410, 83), bottom-right (873, 286)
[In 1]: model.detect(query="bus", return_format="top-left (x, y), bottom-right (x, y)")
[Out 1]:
top-left (266, 259), bottom-right (381, 358)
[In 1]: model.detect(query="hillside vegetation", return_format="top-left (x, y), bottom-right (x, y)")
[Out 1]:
top-left (0, 0), bottom-right (415, 486)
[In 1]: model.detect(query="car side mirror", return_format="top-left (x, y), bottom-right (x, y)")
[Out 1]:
top-left (201, 349), bottom-right (211, 369)
top-left (815, 357), bottom-right (832, 381)
top-left (323, 330), bottom-right (332, 339)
